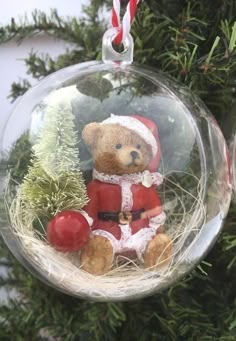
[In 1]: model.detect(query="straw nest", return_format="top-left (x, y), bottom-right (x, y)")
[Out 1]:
top-left (5, 171), bottom-right (206, 301)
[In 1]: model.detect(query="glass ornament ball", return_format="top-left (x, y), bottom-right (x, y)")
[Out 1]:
top-left (224, 101), bottom-right (236, 201)
top-left (0, 61), bottom-right (232, 301)
top-left (230, 135), bottom-right (236, 200)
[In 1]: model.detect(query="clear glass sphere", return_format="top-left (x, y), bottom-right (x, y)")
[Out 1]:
top-left (0, 61), bottom-right (231, 301)
top-left (226, 102), bottom-right (236, 201)
top-left (230, 137), bottom-right (236, 199)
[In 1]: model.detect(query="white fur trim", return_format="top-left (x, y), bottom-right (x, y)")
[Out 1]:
top-left (149, 212), bottom-right (166, 230)
top-left (121, 182), bottom-right (133, 211)
top-left (92, 224), bottom-right (162, 263)
top-left (93, 170), bottom-right (163, 187)
top-left (101, 114), bottom-right (158, 156)
top-left (93, 170), bottom-right (163, 212)
top-left (79, 210), bottom-right (94, 227)
top-left (92, 170), bottom-right (165, 261)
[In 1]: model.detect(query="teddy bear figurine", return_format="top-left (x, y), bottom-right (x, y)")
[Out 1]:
top-left (77, 114), bottom-right (173, 275)
top-left (47, 113), bottom-right (173, 275)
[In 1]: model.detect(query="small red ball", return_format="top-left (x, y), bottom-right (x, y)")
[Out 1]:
top-left (47, 210), bottom-right (90, 252)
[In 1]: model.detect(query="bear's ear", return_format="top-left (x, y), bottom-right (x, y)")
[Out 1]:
top-left (82, 122), bottom-right (101, 146)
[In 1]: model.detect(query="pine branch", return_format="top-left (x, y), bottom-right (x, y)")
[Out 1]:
top-left (0, 9), bottom-right (105, 45)
top-left (133, 2), bottom-right (236, 120)
top-left (0, 1), bottom-right (236, 339)
top-left (9, 79), bottom-right (31, 102)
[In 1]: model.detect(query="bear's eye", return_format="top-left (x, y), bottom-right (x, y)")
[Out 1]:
top-left (136, 144), bottom-right (141, 149)
top-left (116, 144), bottom-right (122, 149)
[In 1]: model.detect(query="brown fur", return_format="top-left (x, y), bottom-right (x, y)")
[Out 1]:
top-left (143, 233), bottom-right (173, 268)
top-left (83, 124), bottom-right (153, 175)
top-left (81, 120), bottom-right (172, 275)
top-left (95, 152), bottom-right (148, 175)
top-left (82, 122), bottom-right (101, 147)
top-left (80, 235), bottom-right (113, 275)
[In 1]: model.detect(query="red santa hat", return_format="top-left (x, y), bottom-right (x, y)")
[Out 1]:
top-left (102, 114), bottom-right (161, 172)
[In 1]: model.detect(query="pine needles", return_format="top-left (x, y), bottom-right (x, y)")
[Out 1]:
top-left (0, 0), bottom-right (236, 339)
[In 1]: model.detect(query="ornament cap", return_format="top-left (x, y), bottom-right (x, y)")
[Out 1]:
top-left (102, 27), bottom-right (133, 65)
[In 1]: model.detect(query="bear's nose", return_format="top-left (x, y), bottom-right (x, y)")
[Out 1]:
top-left (130, 150), bottom-right (139, 160)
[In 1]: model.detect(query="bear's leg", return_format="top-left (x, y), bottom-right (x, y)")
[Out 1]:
top-left (80, 235), bottom-right (113, 275)
top-left (143, 233), bottom-right (172, 269)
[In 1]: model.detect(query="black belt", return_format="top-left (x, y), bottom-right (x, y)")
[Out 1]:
top-left (98, 208), bottom-right (145, 225)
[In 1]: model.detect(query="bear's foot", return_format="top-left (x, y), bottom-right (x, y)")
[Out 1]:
top-left (80, 235), bottom-right (113, 275)
top-left (143, 233), bottom-right (172, 269)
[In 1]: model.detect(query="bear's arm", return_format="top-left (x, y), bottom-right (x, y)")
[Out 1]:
top-left (143, 186), bottom-right (163, 219)
top-left (83, 181), bottom-right (99, 225)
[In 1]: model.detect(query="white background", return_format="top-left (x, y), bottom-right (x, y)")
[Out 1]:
top-left (0, 0), bottom-right (90, 129)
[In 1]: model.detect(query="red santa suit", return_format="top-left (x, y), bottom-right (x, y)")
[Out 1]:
top-left (81, 114), bottom-right (166, 261)
top-left (83, 169), bottom-right (166, 261)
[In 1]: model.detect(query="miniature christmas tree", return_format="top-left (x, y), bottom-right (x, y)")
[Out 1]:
top-left (20, 86), bottom-right (88, 218)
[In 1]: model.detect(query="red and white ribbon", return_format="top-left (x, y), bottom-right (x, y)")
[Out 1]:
top-left (111, 0), bottom-right (140, 45)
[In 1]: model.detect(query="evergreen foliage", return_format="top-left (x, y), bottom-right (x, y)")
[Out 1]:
top-left (0, 1), bottom-right (236, 339)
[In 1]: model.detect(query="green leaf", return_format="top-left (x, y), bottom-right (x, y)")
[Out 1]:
top-left (76, 75), bottom-right (113, 101)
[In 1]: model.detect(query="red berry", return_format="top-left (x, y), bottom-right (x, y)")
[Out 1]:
top-left (47, 210), bottom-right (90, 252)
